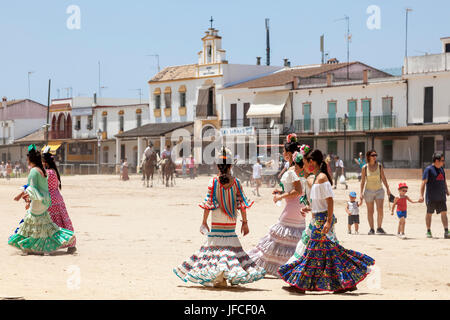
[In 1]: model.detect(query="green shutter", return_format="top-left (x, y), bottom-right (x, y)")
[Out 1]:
top-left (328, 102), bottom-right (336, 131)
top-left (304, 104), bottom-right (311, 131)
top-left (362, 99), bottom-right (371, 130)
top-left (348, 100), bottom-right (357, 130)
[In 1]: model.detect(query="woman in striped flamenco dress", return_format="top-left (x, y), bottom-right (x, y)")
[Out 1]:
top-left (278, 149), bottom-right (375, 294)
top-left (173, 147), bottom-right (266, 287)
top-left (248, 134), bottom-right (306, 277)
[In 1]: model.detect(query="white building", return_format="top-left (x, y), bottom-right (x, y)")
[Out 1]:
top-left (132, 27), bottom-right (282, 166)
top-left (221, 61), bottom-right (404, 165)
top-left (0, 97), bottom-right (47, 162)
top-left (49, 96), bottom-right (147, 171)
top-left (368, 36), bottom-right (450, 168)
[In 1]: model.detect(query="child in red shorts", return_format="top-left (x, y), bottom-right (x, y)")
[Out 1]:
top-left (391, 183), bottom-right (419, 239)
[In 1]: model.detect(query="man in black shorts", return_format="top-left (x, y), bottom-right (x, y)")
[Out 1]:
top-left (419, 152), bottom-right (449, 239)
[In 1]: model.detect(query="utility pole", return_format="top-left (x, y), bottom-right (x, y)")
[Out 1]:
top-left (147, 54), bottom-right (160, 73)
top-left (130, 89), bottom-right (143, 104)
top-left (98, 61), bottom-right (101, 97)
top-left (320, 34), bottom-right (325, 64)
top-left (265, 18), bottom-right (270, 66)
top-left (45, 79), bottom-right (51, 145)
top-left (405, 8), bottom-right (413, 73)
top-left (335, 15), bottom-right (351, 79)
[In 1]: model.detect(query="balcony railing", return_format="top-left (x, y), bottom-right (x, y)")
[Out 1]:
top-left (319, 115), bottom-right (397, 132)
top-left (194, 104), bottom-right (217, 119)
top-left (294, 119), bottom-right (314, 133)
top-left (220, 119), bottom-right (251, 128)
top-left (250, 118), bottom-right (282, 130)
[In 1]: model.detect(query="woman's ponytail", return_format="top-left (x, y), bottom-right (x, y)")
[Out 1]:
top-left (43, 152), bottom-right (62, 189)
top-left (320, 161), bottom-right (333, 186)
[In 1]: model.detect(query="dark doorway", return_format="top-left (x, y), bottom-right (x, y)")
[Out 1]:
top-left (207, 87), bottom-right (215, 117)
top-left (424, 87), bottom-right (433, 123)
top-left (446, 43), bottom-right (450, 53)
top-left (230, 104), bottom-right (237, 127)
top-left (243, 103), bottom-right (250, 127)
top-left (423, 137), bottom-right (435, 166)
top-left (353, 142), bottom-right (366, 159)
top-left (120, 144), bottom-right (126, 161)
top-left (382, 140), bottom-right (393, 162)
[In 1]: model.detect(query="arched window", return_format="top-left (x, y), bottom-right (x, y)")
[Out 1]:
top-left (57, 113), bottom-right (66, 139)
top-left (51, 115), bottom-right (57, 139)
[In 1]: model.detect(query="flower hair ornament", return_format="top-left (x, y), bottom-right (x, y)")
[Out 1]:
top-left (286, 133), bottom-right (297, 143)
top-left (27, 144), bottom-right (37, 153)
top-left (300, 144), bottom-right (311, 156)
top-left (292, 151), bottom-right (304, 164)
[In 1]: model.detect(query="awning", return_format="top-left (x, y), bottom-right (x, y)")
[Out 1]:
top-left (246, 92), bottom-right (288, 118)
top-left (43, 142), bottom-right (62, 154)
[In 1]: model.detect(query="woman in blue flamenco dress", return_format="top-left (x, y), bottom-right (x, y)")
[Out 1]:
top-left (173, 147), bottom-right (266, 287)
top-left (8, 145), bottom-right (75, 255)
top-left (278, 149), bottom-right (375, 293)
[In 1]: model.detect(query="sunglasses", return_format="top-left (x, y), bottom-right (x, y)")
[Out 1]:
top-left (370, 154), bottom-right (378, 157)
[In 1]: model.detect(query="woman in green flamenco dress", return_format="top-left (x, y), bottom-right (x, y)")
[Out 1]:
top-left (8, 145), bottom-right (75, 255)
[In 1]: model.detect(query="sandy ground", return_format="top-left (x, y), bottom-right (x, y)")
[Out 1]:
top-left (0, 173), bottom-right (449, 300)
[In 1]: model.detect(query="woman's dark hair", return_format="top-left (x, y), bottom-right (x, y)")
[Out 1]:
top-left (27, 148), bottom-right (47, 178)
top-left (294, 148), bottom-right (312, 168)
top-left (43, 152), bottom-right (61, 189)
top-left (432, 152), bottom-right (444, 163)
top-left (285, 141), bottom-right (300, 167)
top-left (307, 149), bottom-right (333, 185)
top-left (217, 147), bottom-right (232, 184)
top-left (284, 141), bottom-right (300, 154)
top-left (366, 149), bottom-right (377, 163)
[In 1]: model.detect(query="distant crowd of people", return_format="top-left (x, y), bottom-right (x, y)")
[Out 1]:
top-left (0, 161), bottom-right (25, 179)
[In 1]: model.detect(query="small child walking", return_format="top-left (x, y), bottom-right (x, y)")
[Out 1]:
top-left (391, 183), bottom-right (418, 239)
top-left (346, 191), bottom-right (362, 234)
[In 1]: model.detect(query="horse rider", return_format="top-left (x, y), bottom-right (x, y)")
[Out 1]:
top-left (141, 143), bottom-right (154, 180)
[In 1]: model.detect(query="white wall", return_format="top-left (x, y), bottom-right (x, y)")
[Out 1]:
top-left (407, 72), bottom-right (450, 124)
top-left (94, 104), bottom-right (150, 140)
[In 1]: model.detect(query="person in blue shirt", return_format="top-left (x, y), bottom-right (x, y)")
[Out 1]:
top-left (419, 152), bottom-right (449, 239)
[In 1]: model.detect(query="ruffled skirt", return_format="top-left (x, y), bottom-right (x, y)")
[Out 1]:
top-left (278, 212), bottom-right (375, 292)
top-left (173, 231), bottom-right (266, 286)
top-left (248, 198), bottom-right (305, 277)
top-left (48, 200), bottom-right (76, 248)
top-left (8, 211), bottom-right (75, 254)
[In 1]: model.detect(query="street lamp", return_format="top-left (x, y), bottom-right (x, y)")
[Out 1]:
top-left (343, 113), bottom-right (349, 166)
top-left (97, 128), bottom-right (102, 174)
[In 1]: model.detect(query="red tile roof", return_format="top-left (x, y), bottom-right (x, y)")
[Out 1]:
top-left (225, 62), bottom-right (360, 89)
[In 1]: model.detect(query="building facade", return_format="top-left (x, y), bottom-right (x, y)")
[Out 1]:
top-left (0, 97), bottom-right (47, 162)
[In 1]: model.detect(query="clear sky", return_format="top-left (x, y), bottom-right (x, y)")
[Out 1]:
top-left (0, 0), bottom-right (449, 104)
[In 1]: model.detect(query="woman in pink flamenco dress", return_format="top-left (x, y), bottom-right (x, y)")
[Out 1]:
top-left (42, 148), bottom-right (77, 254)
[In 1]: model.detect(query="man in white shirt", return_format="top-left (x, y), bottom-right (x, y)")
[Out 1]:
top-left (334, 156), bottom-right (348, 189)
top-left (253, 158), bottom-right (263, 197)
